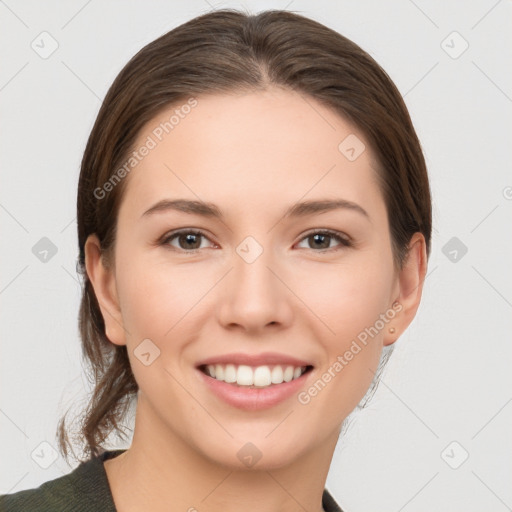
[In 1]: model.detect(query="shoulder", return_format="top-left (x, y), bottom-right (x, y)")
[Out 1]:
top-left (0, 472), bottom-right (73, 512)
top-left (0, 450), bottom-right (124, 512)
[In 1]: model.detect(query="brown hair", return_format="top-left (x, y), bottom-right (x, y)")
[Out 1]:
top-left (57, 8), bottom-right (432, 463)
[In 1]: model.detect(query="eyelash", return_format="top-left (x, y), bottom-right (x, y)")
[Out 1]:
top-left (159, 228), bottom-right (353, 253)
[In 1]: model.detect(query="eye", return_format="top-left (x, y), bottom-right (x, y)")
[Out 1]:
top-left (160, 230), bottom-right (216, 251)
top-left (296, 229), bottom-right (352, 251)
top-left (159, 228), bottom-right (352, 253)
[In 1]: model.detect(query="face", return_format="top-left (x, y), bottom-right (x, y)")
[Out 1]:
top-left (87, 87), bottom-right (424, 470)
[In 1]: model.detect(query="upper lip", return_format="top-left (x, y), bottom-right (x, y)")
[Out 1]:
top-left (196, 352), bottom-right (314, 368)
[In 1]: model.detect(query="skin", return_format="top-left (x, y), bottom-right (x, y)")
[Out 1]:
top-left (85, 87), bottom-right (427, 512)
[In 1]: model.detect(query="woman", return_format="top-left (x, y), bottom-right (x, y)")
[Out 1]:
top-left (1, 8), bottom-right (430, 512)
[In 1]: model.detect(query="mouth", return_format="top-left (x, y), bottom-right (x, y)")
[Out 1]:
top-left (198, 363), bottom-right (314, 388)
top-left (194, 353), bottom-right (315, 410)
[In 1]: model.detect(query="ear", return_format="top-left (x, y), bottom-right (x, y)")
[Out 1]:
top-left (84, 234), bottom-right (127, 346)
top-left (383, 232), bottom-right (428, 346)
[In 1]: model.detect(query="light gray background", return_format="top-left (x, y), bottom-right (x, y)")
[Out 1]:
top-left (1, 1), bottom-right (511, 510)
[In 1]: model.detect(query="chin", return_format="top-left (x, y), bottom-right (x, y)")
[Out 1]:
top-left (193, 426), bottom-right (315, 471)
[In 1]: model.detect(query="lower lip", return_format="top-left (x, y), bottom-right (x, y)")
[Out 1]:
top-left (196, 368), bottom-right (313, 411)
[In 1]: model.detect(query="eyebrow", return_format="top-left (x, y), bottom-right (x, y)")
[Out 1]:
top-left (141, 198), bottom-right (369, 221)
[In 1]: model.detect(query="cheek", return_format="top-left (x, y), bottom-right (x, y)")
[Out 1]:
top-left (116, 254), bottom-right (209, 340)
top-left (293, 259), bottom-right (392, 414)
top-left (115, 259), bottom-right (202, 394)
top-left (294, 256), bottom-right (393, 339)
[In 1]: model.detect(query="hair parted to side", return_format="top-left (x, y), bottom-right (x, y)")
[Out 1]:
top-left (57, 8), bottom-right (432, 463)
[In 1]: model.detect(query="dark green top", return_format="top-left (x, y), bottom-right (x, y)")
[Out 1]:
top-left (0, 449), bottom-right (344, 511)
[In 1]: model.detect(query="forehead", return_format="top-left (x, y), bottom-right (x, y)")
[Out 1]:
top-left (118, 88), bottom-right (385, 222)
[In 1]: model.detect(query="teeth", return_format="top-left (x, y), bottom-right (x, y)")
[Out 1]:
top-left (283, 366), bottom-right (294, 382)
top-left (224, 364), bottom-right (237, 383)
top-left (203, 364), bottom-right (308, 388)
top-left (237, 365), bottom-right (254, 385)
top-left (215, 364), bottom-right (224, 381)
top-left (254, 366), bottom-right (271, 387)
top-left (271, 365), bottom-right (283, 384)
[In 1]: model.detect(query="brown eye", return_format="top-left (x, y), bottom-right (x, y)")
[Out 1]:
top-left (296, 230), bottom-right (352, 251)
top-left (176, 233), bottom-right (202, 250)
top-left (161, 230), bottom-right (214, 251)
top-left (309, 233), bottom-right (330, 249)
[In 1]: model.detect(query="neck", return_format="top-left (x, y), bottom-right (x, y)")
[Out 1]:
top-left (104, 395), bottom-right (338, 512)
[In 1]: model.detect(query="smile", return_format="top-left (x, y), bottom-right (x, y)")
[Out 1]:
top-left (199, 364), bottom-right (312, 388)
top-left (194, 352), bottom-right (315, 410)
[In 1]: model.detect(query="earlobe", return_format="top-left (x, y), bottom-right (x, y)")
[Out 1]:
top-left (84, 234), bottom-right (126, 346)
top-left (383, 233), bottom-right (428, 346)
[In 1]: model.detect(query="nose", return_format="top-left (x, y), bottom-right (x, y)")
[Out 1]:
top-left (216, 245), bottom-right (294, 334)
